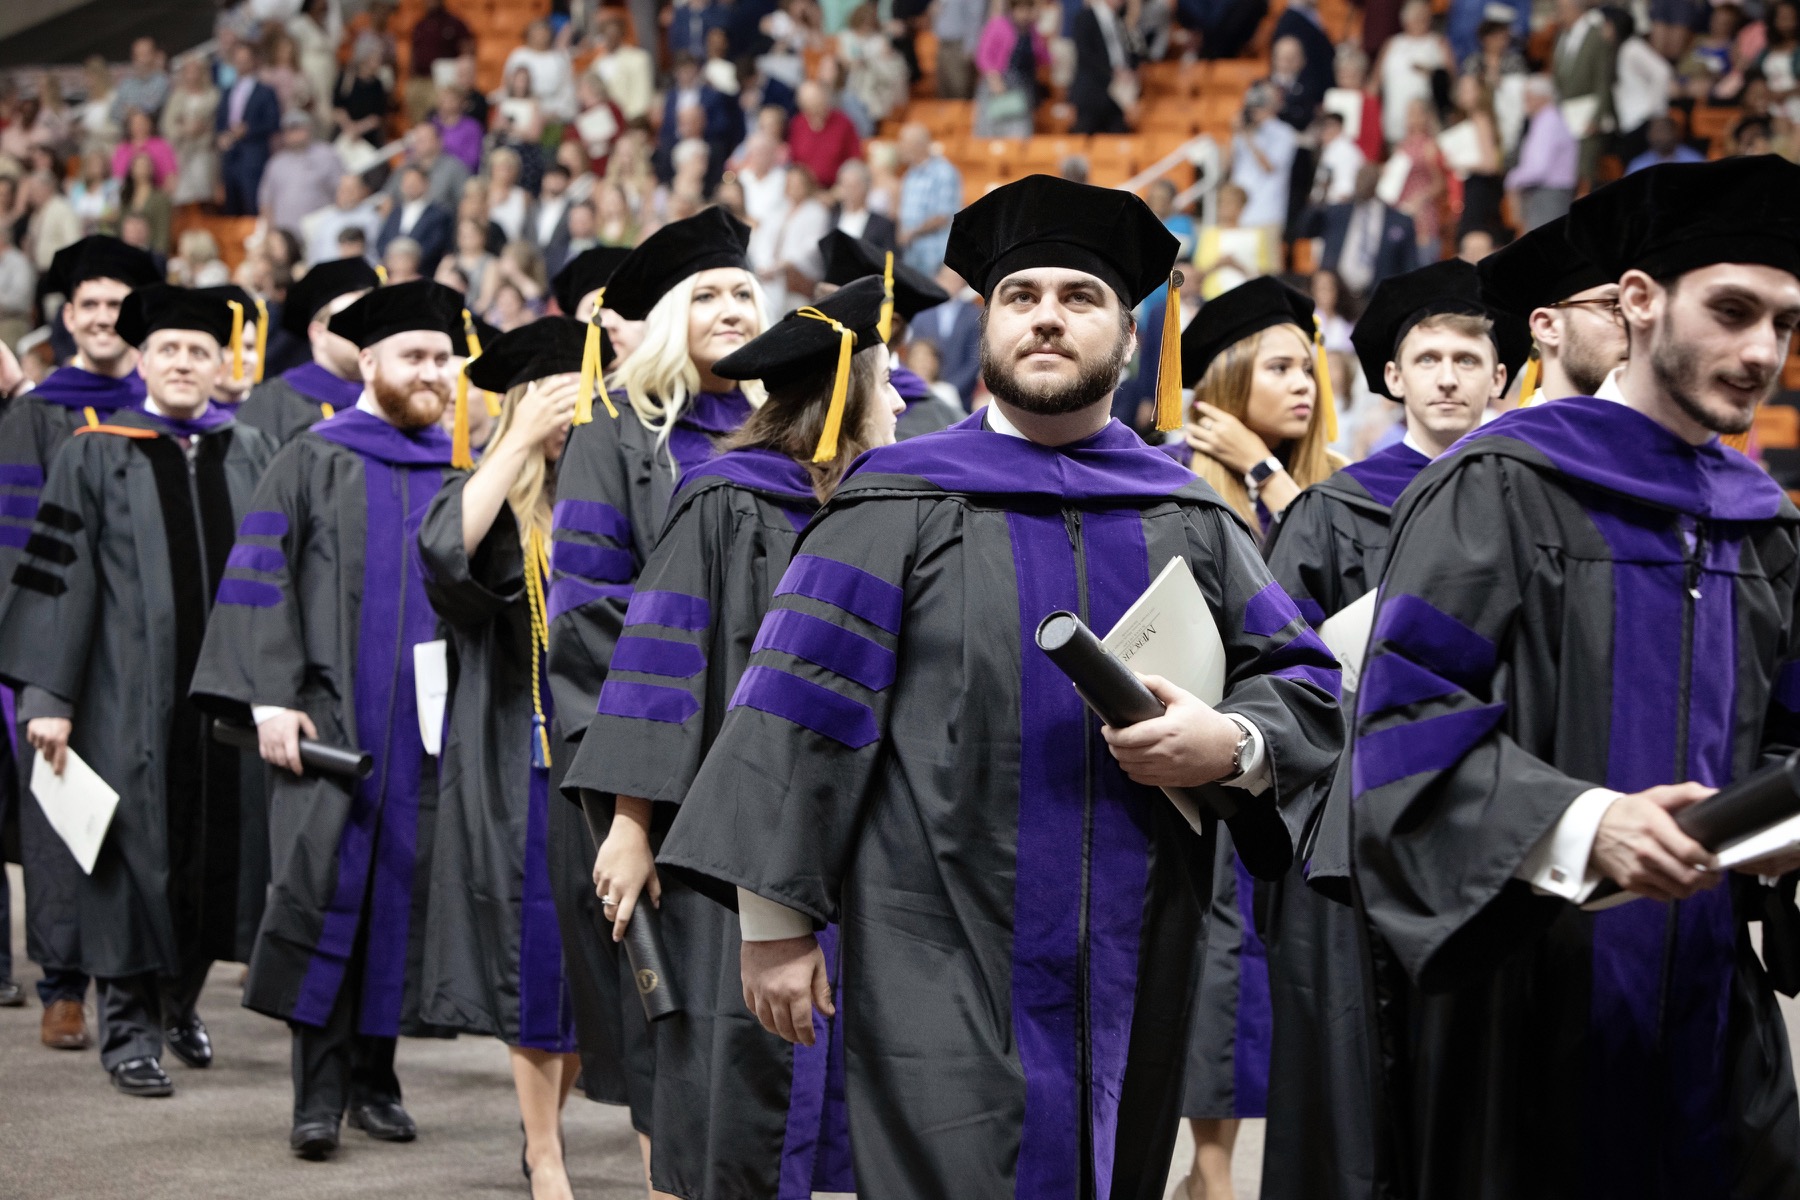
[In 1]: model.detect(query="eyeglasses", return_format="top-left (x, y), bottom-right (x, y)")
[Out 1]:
top-left (1549, 297), bottom-right (1622, 319)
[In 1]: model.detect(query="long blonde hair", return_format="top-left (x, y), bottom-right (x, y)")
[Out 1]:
top-left (606, 269), bottom-right (770, 469)
top-left (491, 380), bottom-right (559, 541)
top-left (1188, 324), bottom-right (1343, 529)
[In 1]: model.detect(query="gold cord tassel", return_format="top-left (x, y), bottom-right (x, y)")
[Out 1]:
top-left (252, 299), bottom-right (268, 383)
top-left (1314, 317), bottom-right (1339, 444)
top-left (523, 527), bottom-right (554, 768)
top-left (374, 264), bottom-right (388, 285)
top-left (1518, 348), bottom-right (1543, 406)
top-left (320, 402), bottom-right (335, 419)
top-left (877, 251), bottom-right (895, 344)
top-left (797, 306), bottom-right (854, 462)
top-left (1154, 271), bottom-right (1184, 432)
top-left (226, 299), bottom-right (245, 383)
top-left (451, 309), bottom-right (479, 469)
top-left (574, 288), bottom-right (617, 425)
top-left (466, 309), bottom-right (500, 422)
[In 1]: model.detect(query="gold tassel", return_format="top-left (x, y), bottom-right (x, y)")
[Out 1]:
top-left (375, 264), bottom-right (388, 285)
top-left (797, 306), bottom-right (854, 462)
top-left (877, 251), bottom-right (895, 344)
top-left (574, 287), bottom-right (616, 424)
top-left (523, 527), bottom-right (554, 769)
top-left (252, 299), bottom-right (268, 383)
top-left (1154, 271), bottom-right (1184, 432)
top-left (83, 406), bottom-right (99, 428)
top-left (226, 299), bottom-right (245, 383)
top-left (451, 309), bottom-right (479, 468)
top-left (1519, 348), bottom-right (1543, 406)
top-left (1313, 317), bottom-right (1339, 444)
top-left (1723, 430), bottom-right (1753, 454)
top-left (320, 402), bottom-right (335, 419)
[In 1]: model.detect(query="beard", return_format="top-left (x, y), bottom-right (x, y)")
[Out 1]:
top-left (980, 323), bottom-right (1133, 417)
top-left (1650, 308), bottom-right (1772, 436)
top-left (372, 365), bottom-right (451, 430)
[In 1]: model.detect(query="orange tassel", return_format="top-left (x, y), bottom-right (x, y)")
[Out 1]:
top-left (1154, 271), bottom-right (1184, 432)
top-left (1314, 317), bottom-right (1339, 444)
top-left (1519, 349), bottom-right (1543, 405)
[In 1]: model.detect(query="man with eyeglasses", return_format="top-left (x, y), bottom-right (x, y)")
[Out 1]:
top-left (1478, 214), bottom-right (1629, 402)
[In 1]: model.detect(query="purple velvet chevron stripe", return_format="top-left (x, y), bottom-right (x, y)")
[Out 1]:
top-left (1338, 441), bottom-right (1430, 509)
top-left (752, 609), bottom-right (895, 691)
top-left (779, 924), bottom-right (855, 1197)
top-left (216, 578), bottom-right (282, 608)
top-left (728, 665), bottom-right (878, 748)
top-left (0, 465), bottom-right (44, 488)
top-left (1358, 653), bottom-right (1461, 717)
top-left (776, 554), bottom-right (904, 634)
top-left (624, 589), bottom-right (711, 631)
top-left (1243, 580), bottom-right (1304, 638)
top-left (547, 577), bottom-right (632, 625)
top-left (225, 542), bottom-right (285, 574)
top-left (0, 494), bottom-right (37, 520)
top-left (0, 524), bottom-right (31, 548)
top-left (1263, 627), bottom-right (1342, 700)
top-left (1295, 595), bottom-right (1327, 628)
top-left (516, 766), bottom-right (577, 1052)
top-left (611, 634), bottom-right (706, 679)
top-left (1077, 507), bottom-right (1155, 1200)
top-left (596, 679), bottom-right (701, 724)
top-left (552, 540), bottom-right (634, 583)
top-left (239, 510), bottom-right (288, 538)
top-left (1231, 854), bottom-right (1272, 1117)
top-left (1371, 594), bottom-right (1497, 691)
top-left (1006, 508), bottom-right (1085, 1200)
top-left (1351, 703), bottom-right (1506, 796)
top-left (552, 497), bottom-right (631, 543)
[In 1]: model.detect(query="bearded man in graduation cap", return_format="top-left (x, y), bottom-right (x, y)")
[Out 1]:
top-left (1477, 213), bottom-right (1628, 404)
top-left (657, 174), bottom-right (1342, 1200)
top-left (1350, 155), bottom-right (1800, 1199)
top-left (0, 284), bottom-right (277, 1099)
top-left (190, 279), bottom-right (474, 1160)
top-left (235, 257), bottom-right (383, 445)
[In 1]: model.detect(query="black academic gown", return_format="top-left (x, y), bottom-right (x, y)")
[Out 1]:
top-left (1349, 397), bottom-right (1800, 1200)
top-left (659, 413), bottom-right (1343, 1200)
top-left (564, 448), bottom-right (853, 1200)
top-left (416, 478), bottom-right (576, 1052)
top-left (546, 388), bottom-right (753, 1118)
top-left (0, 404), bottom-right (272, 981)
top-left (190, 409), bottom-right (449, 1037)
top-left (1254, 439), bottom-right (1429, 1200)
top-left (890, 364), bottom-right (962, 440)
top-left (234, 362), bottom-right (365, 446)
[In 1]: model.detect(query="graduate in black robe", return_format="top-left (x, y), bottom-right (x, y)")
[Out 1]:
top-left (658, 176), bottom-right (1343, 1200)
top-left (1476, 214), bottom-right (1629, 405)
top-left (1350, 157), bottom-right (1800, 1200)
top-left (0, 285), bottom-right (276, 1097)
top-left (1254, 260), bottom-right (1526, 1200)
top-left (235, 257), bottom-right (380, 445)
top-left (543, 210), bottom-right (762, 1158)
top-left (0, 237), bottom-right (159, 1042)
top-left (815, 228), bottom-right (963, 439)
top-left (569, 278), bottom-right (903, 1200)
top-left (189, 280), bottom-right (472, 1158)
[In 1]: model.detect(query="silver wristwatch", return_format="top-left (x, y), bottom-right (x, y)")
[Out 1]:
top-left (1245, 455), bottom-right (1283, 491)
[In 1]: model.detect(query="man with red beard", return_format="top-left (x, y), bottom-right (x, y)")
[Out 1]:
top-left (190, 280), bottom-right (469, 1160)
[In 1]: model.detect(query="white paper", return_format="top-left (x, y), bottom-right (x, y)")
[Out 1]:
top-left (1322, 87), bottom-right (1363, 140)
top-left (1101, 557), bottom-right (1228, 833)
top-left (499, 98), bottom-right (537, 131)
top-left (1318, 590), bottom-right (1379, 696)
top-left (1436, 121), bottom-right (1485, 176)
top-left (1560, 95), bottom-right (1601, 139)
top-left (31, 747), bottom-right (119, 875)
top-left (1375, 151), bottom-right (1413, 207)
top-left (414, 639), bottom-right (448, 757)
top-left (576, 104), bottom-right (619, 148)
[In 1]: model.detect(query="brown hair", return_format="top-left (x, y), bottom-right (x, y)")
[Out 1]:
top-left (726, 344), bottom-right (887, 503)
top-left (1187, 324), bottom-right (1341, 529)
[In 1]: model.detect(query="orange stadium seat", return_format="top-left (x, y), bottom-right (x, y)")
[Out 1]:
top-left (1755, 404), bottom-right (1800, 450)
top-left (1204, 59), bottom-right (1265, 97)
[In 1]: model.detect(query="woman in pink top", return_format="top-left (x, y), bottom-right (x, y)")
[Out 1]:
top-left (974, 0), bottom-right (1050, 138)
top-left (110, 109), bottom-right (179, 189)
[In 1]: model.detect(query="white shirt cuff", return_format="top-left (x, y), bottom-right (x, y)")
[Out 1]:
top-left (1218, 714), bottom-right (1271, 796)
top-left (736, 887), bottom-right (813, 942)
top-left (1516, 787), bottom-right (1623, 903)
top-left (252, 705), bottom-right (286, 725)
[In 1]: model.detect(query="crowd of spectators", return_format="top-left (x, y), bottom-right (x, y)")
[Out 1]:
top-left (0, 0), bottom-right (1793, 413)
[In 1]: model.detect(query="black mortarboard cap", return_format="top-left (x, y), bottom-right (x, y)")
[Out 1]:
top-left (1180, 277), bottom-right (1315, 388)
top-left (1475, 215), bottom-right (1612, 317)
top-left (714, 276), bottom-right (886, 388)
top-left (116, 284), bottom-right (238, 347)
top-left (328, 279), bottom-right (467, 348)
top-left (551, 246), bottom-right (632, 318)
top-left (283, 257), bottom-right (382, 337)
top-left (818, 230), bottom-right (950, 320)
top-left (1566, 156), bottom-right (1800, 283)
top-left (1352, 259), bottom-right (1531, 399)
top-left (600, 207), bottom-right (752, 321)
top-left (943, 174), bottom-right (1179, 308)
top-left (41, 235), bottom-right (161, 300)
top-left (465, 317), bottom-right (600, 393)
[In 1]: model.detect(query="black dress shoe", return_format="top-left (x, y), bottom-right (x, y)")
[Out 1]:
top-left (347, 1099), bottom-right (416, 1142)
top-left (290, 1120), bottom-right (340, 1161)
top-left (163, 1014), bottom-right (212, 1068)
top-left (110, 1057), bottom-right (174, 1097)
top-left (0, 979), bottom-right (25, 1007)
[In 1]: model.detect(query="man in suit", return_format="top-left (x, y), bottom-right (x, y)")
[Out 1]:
top-left (376, 166), bottom-right (453, 275)
top-left (909, 265), bottom-right (981, 406)
top-left (1551, 0), bottom-right (1615, 187)
top-left (1271, 0), bottom-right (1335, 108)
top-left (830, 160), bottom-right (895, 252)
top-left (215, 41), bottom-right (280, 216)
top-left (655, 53), bottom-right (738, 185)
top-left (1072, 0), bottom-right (1135, 134)
top-left (1302, 163), bottom-right (1419, 306)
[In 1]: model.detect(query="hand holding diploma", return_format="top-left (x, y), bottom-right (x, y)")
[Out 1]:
top-left (258, 708), bottom-right (319, 776)
top-left (594, 795), bottom-right (661, 943)
top-left (1101, 675), bottom-right (1245, 788)
top-left (741, 934), bottom-right (834, 1047)
top-left (1591, 784), bottom-right (1721, 903)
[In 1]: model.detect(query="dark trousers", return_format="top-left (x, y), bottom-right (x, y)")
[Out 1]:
top-left (96, 954), bottom-right (212, 1070)
top-left (288, 917), bottom-right (401, 1126)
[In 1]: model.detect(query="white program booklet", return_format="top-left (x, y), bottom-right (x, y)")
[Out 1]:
top-left (1100, 557), bottom-right (1228, 832)
top-left (414, 639), bottom-right (449, 756)
top-left (31, 748), bottom-right (119, 875)
top-left (1322, 87), bottom-right (1363, 140)
top-left (1375, 151), bottom-right (1413, 207)
top-left (1318, 590), bottom-right (1379, 696)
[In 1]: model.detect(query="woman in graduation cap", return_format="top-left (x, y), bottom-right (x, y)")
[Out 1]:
top-left (417, 317), bottom-right (591, 1200)
top-left (562, 275), bottom-right (901, 1200)
top-left (542, 206), bottom-right (769, 1171)
top-left (1174, 276), bottom-right (1346, 543)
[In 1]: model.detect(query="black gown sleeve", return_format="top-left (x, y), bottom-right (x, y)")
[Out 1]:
top-left (0, 435), bottom-right (102, 704)
top-left (0, 402), bottom-right (56, 597)
top-left (1262, 486), bottom-right (1350, 628)
top-left (1753, 545), bottom-right (1800, 995)
top-left (418, 472), bottom-right (526, 631)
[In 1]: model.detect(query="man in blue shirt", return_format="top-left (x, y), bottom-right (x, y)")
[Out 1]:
top-left (897, 124), bottom-right (963, 278)
top-left (1625, 114), bottom-right (1707, 173)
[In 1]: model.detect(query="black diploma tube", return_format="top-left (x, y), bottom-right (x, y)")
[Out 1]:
top-left (210, 718), bottom-right (373, 780)
top-left (580, 789), bottom-right (681, 1021)
top-left (1035, 610), bottom-right (1234, 822)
